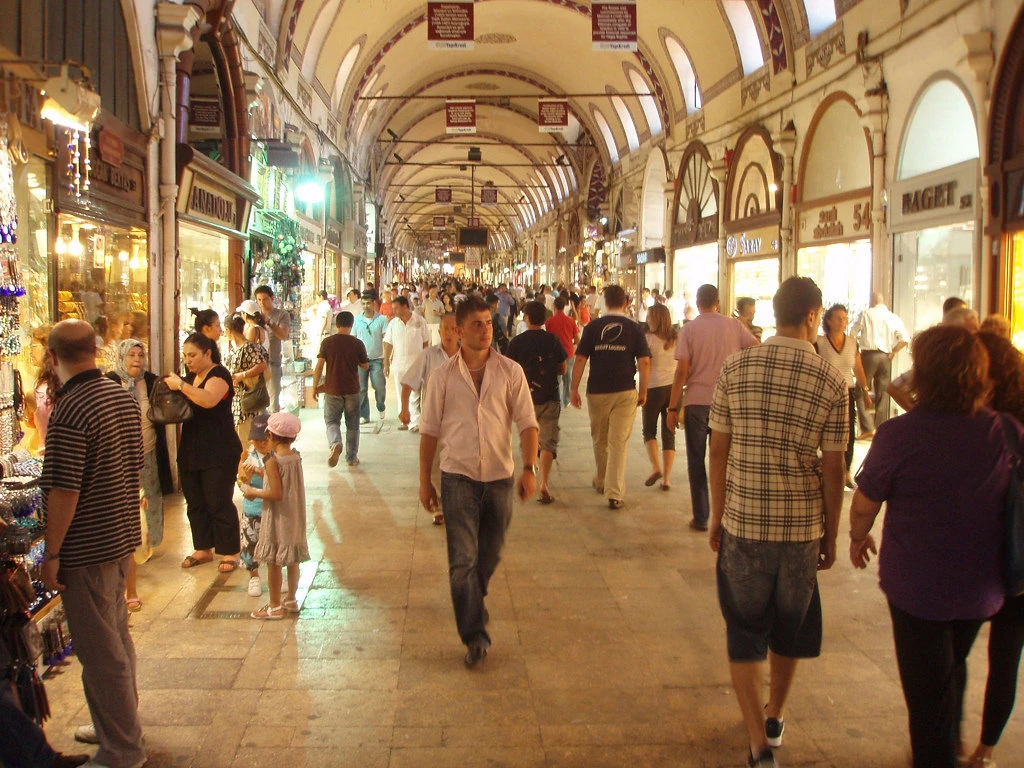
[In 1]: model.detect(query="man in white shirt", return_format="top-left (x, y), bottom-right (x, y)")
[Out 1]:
top-left (384, 296), bottom-right (431, 430)
top-left (420, 285), bottom-right (444, 346)
top-left (850, 292), bottom-right (909, 437)
top-left (585, 285), bottom-right (601, 321)
top-left (400, 313), bottom-right (459, 432)
top-left (419, 295), bottom-right (538, 668)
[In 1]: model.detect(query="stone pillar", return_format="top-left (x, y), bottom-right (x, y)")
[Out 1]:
top-left (962, 31), bottom-right (995, 312)
top-left (861, 82), bottom-right (889, 300)
top-left (774, 122), bottom-right (798, 279)
top-left (709, 154), bottom-right (729, 304)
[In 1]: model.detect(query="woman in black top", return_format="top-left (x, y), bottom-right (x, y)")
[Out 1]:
top-left (165, 333), bottom-right (243, 572)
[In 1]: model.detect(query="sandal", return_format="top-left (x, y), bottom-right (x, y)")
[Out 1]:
top-left (661, 483), bottom-right (671, 491)
top-left (432, 512), bottom-right (445, 526)
top-left (251, 604), bottom-right (283, 620)
top-left (126, 598), bottom-right (143, 613)
top-left (645, 471), bottom-right (663, 487)
top-left (282, 599), bottom-right (300, 614)
top-left (181, 555), bottom-right (212, 569)
top-left (217, 559), bottom-right (239, 573)
top-left (538, 490), bottom-right (554, 504)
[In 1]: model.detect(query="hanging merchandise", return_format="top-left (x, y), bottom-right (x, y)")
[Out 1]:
top-left (254, 217), bottom-right (306, 308)
top-left (0, 117), bottom-right (26, 361)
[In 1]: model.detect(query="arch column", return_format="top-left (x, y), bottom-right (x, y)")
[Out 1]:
top-left (774, 123), bottom-right (797, 279)
top-left (709, 155), bottom-right (728, 298)
top-left (860, 85), bottom-right (889, 299)
top-left (962, 31), bottom-right (995, 311)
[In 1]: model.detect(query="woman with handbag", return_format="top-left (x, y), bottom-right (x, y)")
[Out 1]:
top-left (105, 339), bottom-right (174, 611)
top-left (165, 333), bottom-right (243, 573)
top-left (225, 313), bottom-right (269, 446)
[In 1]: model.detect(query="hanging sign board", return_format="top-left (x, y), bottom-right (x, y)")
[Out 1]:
top-left (468, 216), bottom-right (481, 226)
top-left (481, 187), bottom-right (498, 205)
top-left (592, 0), bottom-right (637, 52)
top-left (538, 98), bottom-right (569, 133)
top-left (435, 187), bottom-right (452, 204)
top-left (427, 0), bottom-right (474, 50)
top-left (433, 215), bottom-right (447, 230)
top-left (446, 99), bottom-right (476, 134)
top-left (466, 250), bottom-right (482, 269)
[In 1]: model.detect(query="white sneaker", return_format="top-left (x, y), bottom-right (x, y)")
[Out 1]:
top-left (378, 410), bottom-right (386, 421)
top-left (74, 724), bottom-right (99, 744)
top-left (247, 575), bottom-right (261, 597)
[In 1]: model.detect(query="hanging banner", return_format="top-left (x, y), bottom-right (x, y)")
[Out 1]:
top-left (538, 98), bottom-right (569, 133)
top-left (433, 215), bottom-right (447, 230)
top-left (446, 99), bottom-right (476, 134)
top-left (466, 250), bottom-right (482, 270)
top-left (427, 0), bottom-right (474, 50)
top-left (468, 216), bottom-right (481, 227)
top-left (592, 0), bottom-right (638, 51)
top-left (481, 187), bottom-right (498, 206)
top-left (435, 187), bottom-right (452, 204)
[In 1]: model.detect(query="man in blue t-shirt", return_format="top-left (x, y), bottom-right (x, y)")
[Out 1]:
top-left (570, 284), bottom-right (651, 509)
top-left (506, 301), bottom-right (567, 504)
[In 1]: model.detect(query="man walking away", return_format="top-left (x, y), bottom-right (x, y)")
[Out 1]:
top-left (570, 284), bottom-right (650, 510)
top-left (40, 320), bottom-right (147, 768)
top-left (546, 295), bottom-right (579, 407)
top-left (507, 301), bottom-right (567, 504)
top-left (668, 284), bottom-right (758, 531)
top-left (851, 291), bottom-right (908, 438)
top-left (708, 277), bottom-right (847, 768)
top-left (312, 311), bottom-right (369, 467)
top-left (419, 296), bottom-right (538, 668)
top-left (352, 292), bottom-right (388, 423)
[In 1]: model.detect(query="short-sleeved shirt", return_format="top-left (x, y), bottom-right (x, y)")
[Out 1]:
top-left (177, 365), bottom-right (243, 471)
top-left (265, 307), bottom-right (290, 364)
top-left (675, 312), bottom-right (758, 406)
top-left (317, 333), bottom-right (369, 396)
top-left (545, 311), bottom-right (577, 358)
top-left (506, 329), bottom-right (568, 405)
top-left (709, 336), bottom-right (849, 543)
top-left (856, 407), bottom-right (1013, 621)
top-left (575, 311), bottom-right (651, 394)
top-left (401, 344), bottom-right (455, 396)
top-left (384, 313), bottom-right (430, 368)
top-left (352, 313), bottom-right (388, 359)
top-left (40, 370), bottom-right (143, 568)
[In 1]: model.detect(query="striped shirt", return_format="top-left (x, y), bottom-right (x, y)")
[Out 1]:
top-left (709, 336), bottom-right (848, 543)
top-left (40, 369), bottom-right (143, 568)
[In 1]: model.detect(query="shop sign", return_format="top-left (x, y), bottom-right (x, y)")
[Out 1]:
top-left (57, 121), bottom-right (146, 222)
top-left (326, 220), bottom-right (342, 249)
top-left (468, 216), bottom-right (480, 226)
top-left (592, 0), bottom-right (638, 52)
top-left (796, 194), bottom-right (872, 245)
top-left (436, 187), bottom-right (452, 203)
top-left (190, 97), bottom-right (222, 136)
top-left (467, 251), bottom-right (482, 269)
top-left (538, 99), bottom-right (569, 133)
top-left (97, 129), bottom-right (124, 168)
top-left (674, 196), bottom-right (718, 247)
top-left (427, 0), bottom-right (474, 50)
top-left (90, 154), bottom-right (143, 200)
top-left (725, 225), bottom-right (780, 259)
top-left (446, 99), bottom-right (476, 134)
top-left (889, 159), bottom-right (977, 232)
top-left (636, 247), bottom-right (666, 265)
top-left (295, 212), bottom-right (322, 250)
top-left (481, 187), bottom-right (498, 205)
top-left (433, 215), bottom-right (447, 230)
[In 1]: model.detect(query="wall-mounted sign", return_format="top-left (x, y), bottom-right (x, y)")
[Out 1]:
top-left (889, 159), bottom-right (977, 233)
top-left (538, 98), bottom-right (569, 133)
top-left (435, 187), bottom-right (452, 204)
top-left (725, 224), bottom-right (780, 259)
top-left (189, 96), bottom-right (222, 136)
top-left (97, 128), bottom-right (124, 168)
top-left (592, 0), bottom-right (637, 52)
top-left (446, 99), bottom-right (476, 134)
top-left (326, 219), bottom-right (342, 249)
top-left (433, 215), bottom-right (447, 230)
top-left (796, 193), bottom-right (872, 246)
top-left (177, 146), bottom-right (259, 238)
top-left (428, 0), bottom-right (474, 50)
top-left (187, 179), bottom-right (237, 227)
top-left (295, 211), bottom-right (323, 250)
top-left (481, 187), bottom-right (498, 205)
top-left (636, 247), bottom-right (666, 265)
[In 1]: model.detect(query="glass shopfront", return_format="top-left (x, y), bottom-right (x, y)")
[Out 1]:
top-left (179, 224), bottom-right (232, 329)
top-left (672, 242), bottom-right (719, 315)
top-left (730, 257), bottom-right (780, 339)
top-left (797, 240), bottom-right (872, 317)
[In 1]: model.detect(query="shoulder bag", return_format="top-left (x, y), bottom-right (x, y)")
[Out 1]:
top-left (239, 374), bottom-right (270, 413)
top-left (997, 413), bottom-right (1024, 596)
top-left (147, 377), bottom-right (193, 425)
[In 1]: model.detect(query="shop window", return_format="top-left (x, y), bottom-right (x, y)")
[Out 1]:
top-left (731, 258), bottom-right (780, 339)
top-left (11, 158), bottom-right (51, 391)
top-left (723, 0), bottom-right (765, 76)
top-left (178, 225), bottom-right (230, 340)
top-left (898, 79), bottom-right (978, 180)
top-left (893, 222), bottom-right (974, 336)
top-left (797, 241), bottom-right (872, 319)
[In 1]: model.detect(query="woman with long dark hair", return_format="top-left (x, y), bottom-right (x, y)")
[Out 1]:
top-left (641, 304), bottom-right (678, 490)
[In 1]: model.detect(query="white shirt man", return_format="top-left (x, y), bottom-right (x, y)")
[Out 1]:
top-left (384, 295), bottom-right (431, 429)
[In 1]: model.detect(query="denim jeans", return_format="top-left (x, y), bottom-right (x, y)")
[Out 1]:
top-left (684, 404), bottom-right (711, 527)
top-left (324, 392), bottom-right (361, 462)
top-left (268, 362), bottom-right (283, 413)
top-left (359, 358), bottom-right (387, 420)
top-left (560, 369), bottom-right (572, 407)
top-left (441, 472), bottom-right (514, 647)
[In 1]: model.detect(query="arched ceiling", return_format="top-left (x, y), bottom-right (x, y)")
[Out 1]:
top-left (266, 0), bottom-right (819, 252)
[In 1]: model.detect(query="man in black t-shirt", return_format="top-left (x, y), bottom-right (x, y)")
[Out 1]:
top-left (506, 301), bottom-right (567, 504)
top-left (570, 285), bottom-right (651, 510)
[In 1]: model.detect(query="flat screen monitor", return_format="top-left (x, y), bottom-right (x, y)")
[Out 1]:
top-left (458, 227), bottom-right (488, 247)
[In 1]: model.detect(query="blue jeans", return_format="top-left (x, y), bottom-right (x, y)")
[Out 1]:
top-left (0, 681), bottom-right (57, 767)
top-left (324, 393), bottom-right (361, 462)
top-left (441, 472), bottom-right (514, 648)
top-left (359, 358), bottom-right (386, 420)
top-left (560, 369), bottom-right (572, 407)
top-left (684, 404), bottom-right (711, 527)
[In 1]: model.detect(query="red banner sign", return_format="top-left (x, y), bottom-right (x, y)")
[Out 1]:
top-left (435, 187), bottom-right (452, 204)
top-left (446, 99), bottom-right (476, 134)
top-left (427, 1), bottom-right (474, 50)
top-left (96, 128), bottom-right (125, 167)
top-left (592, 0), bottom-right (637, 51)
top-left (480, 187), bottom-right (498, 206)
top-left (538, 98), bottom-right (569, 133)
top-left (433, 215), bottom-right (447, 230)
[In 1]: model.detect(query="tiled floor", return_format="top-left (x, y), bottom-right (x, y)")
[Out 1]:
top-left (39, 400), bottom-right (1024, 767)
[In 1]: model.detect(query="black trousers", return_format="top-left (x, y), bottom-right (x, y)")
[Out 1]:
top-left (860, 350), bottom-right (892, 432)
top-left (180, 464), bottom-right (240, 555)
top-left (981, 594), bottom-right (1024, 746)
top-left (889, 601), bottom-right (983, 768)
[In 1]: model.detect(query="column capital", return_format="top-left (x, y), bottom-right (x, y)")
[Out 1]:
top-left (156, 2), bottom-right (203, 59)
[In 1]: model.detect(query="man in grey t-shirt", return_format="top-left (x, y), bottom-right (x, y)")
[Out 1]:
top-left (255, 284), bottom-right (291, 412)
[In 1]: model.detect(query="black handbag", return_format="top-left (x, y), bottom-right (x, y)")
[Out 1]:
top-left (997, 414), bottom-right (1024, 596)
top-left (239, 375), bottom-right (270, 414)
top-left (147, 377), bottom-right (193, 425)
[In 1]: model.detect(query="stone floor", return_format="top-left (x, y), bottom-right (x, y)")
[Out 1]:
top-left (39, 395), bottom-right (1024, 768)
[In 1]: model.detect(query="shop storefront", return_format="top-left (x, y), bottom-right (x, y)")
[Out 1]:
top-left (724, 127), bottom-right (783, 337)
top-left (636, 247), bottom-right (666, 297)
top-left (324, 219), bottom-right (342, 296)
top-left (54, 116), bottom-right (149, 362)
top-left (671, 142), bottom-right (720, 314)
top-left (795, 95), bottom-right (874, 318)
top-left (892, 78), bottom-right (979, 336)
top-left (176, 147), bottom-right (259, 335)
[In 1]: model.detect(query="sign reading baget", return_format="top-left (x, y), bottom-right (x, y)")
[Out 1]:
top-left (427, 0), bottom-right (474, 50)
top-left (538, 99), bottom-right (569, 133)
top-left (889, 158), bottom-right (978, 232)
top-left (446, 99), bottom-right (476, 134)
top-left (592, 0), bottom-right (638, 52)
top-left (796, 195), bottom-right (872, 245)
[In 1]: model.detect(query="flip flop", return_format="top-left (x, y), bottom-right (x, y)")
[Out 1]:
top-left (181, 555), bottom-right (212, 569)
top-left (217, 559), bottom-right (239, 573)
top-left (538, 490), bottom-right (554, 504)
top-left (645, 471), bottom-right (663, 487)
top-left (126, 598), bottom-right (143, 613)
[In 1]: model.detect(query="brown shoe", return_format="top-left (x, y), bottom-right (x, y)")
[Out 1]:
top-left (328, 443), bottom-right (342, 467)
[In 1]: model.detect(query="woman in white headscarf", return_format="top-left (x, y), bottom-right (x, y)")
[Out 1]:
top-left (105, 339), bottom-right (173, 611)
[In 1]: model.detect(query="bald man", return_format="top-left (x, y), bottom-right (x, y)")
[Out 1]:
top-left (39, 319), bottom-right (147, 768)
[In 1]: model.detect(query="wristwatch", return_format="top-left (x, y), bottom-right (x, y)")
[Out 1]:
top-left (523, 464), bottom-right (537, 474)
